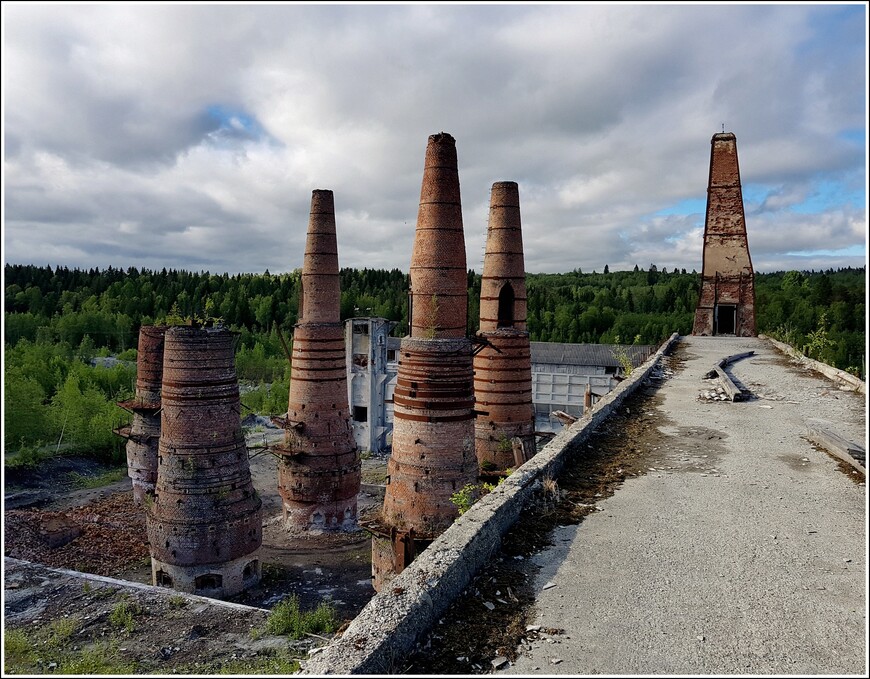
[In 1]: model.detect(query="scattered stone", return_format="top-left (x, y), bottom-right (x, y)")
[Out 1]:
top-left (483, 601), bottom-right (495, 611)
top-left (543, 582), bottom-right (557, 590)
top-left (551, 658), bottom-right (562, 664)
top-left (526, 625), bottom-right (541, 632)
top-left (696, 635), bottom-right (705, 642)
top-left (491, 656), bottom-right (508, 669)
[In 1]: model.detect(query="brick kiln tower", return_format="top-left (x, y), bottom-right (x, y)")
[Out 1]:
top-left (474, 182), bottom-right (535, 471)
top-left (146, 326), bottom-right (262, 598)
top-left (116, 325), bottom-right (167, 505)
top-left (692, 132), bottom-right (756, 336)
top-left (276, 189), bottom-right (360, 531)
top-left (371, 132), bottom-right (477, 590)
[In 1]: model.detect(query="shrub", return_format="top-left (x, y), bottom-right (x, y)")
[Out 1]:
top-left (265, 595), bottom-right (337, 640)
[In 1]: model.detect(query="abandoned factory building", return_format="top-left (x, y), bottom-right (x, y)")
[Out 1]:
top-left (345, 316), bottom-right (655, 454)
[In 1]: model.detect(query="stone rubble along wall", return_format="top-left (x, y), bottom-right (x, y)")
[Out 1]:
top-left (302, 333), bottom-right (681, 675)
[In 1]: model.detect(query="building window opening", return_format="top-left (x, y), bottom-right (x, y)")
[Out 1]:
top-left (497, 283), bottom-right (515, 328)
top-left (243, 560), bottom-right (258, 581)
top-left (353, 406), bottom-right (368, 422)
top-left (155, 570), bottom-right (173, 587)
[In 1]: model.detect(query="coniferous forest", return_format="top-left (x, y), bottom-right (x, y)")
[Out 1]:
top-left (3, 263), bottom-right (866, 463)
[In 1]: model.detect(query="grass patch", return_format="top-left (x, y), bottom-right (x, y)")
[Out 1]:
top-left (67, 467), bottom-right (127, 489)
top-left (215, 650), bottom-right (301, 675)
top-left (108, 600), bottom-right (142, 633)
top-left (4, 624), bottom-right (135, 675)
top-left (58, 640), bottom-right (137, 675)
top-left (4, 628), bottom-right (37, 672)
top-left (46, 617), bottom-right (79, 648)
top-left (168, 594), bottom-right (188, 609)
top-left (264, 595), bottom-right (337, 640)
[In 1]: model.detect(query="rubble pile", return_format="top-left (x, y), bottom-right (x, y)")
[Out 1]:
top-left (4, 491), bottom-right (148, 575)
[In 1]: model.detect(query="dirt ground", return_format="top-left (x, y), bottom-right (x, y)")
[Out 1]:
top-left (3, 421), bottom-right (388, 673)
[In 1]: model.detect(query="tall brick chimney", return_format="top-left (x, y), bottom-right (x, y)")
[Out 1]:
top-left (146, 326), bottom-right (262, 598)
top-left (117, 325), bottom-right (167, 505)
top-left (371, 132), bottom-right (477, 590)
top-left (277, 190), bottom-right (361, 531)
top-left (692, 132), bottom-right (756, 336)
top-left (474, 182), bottom-right (535, 471)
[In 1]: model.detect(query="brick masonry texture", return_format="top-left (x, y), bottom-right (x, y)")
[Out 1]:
top-left (278, 189), bottom-right (361, 530)
top-left (474, 181), bottom-right (535, 469)
top-left (124, 325), bottom-right (167, 505)
top-left (693, 133), bottom-right (757, 336)
top-left (374, 134), bottom-right (477, 590)
top-left (145, 326), bottom-right (262, 596)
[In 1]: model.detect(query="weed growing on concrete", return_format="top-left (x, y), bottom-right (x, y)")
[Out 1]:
top-left (264, 595), bottom-right (337, 640)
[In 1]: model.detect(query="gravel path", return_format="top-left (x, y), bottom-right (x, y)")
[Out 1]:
top-left (505, 335), bottom-right (866, 675)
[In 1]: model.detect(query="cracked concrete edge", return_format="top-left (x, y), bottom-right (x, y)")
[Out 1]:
top-left (302, 333), bottom-right (680, 675)
top-left (760, 334), bottom-right (866, 394)
top-left (3, 556), bottom-right (269, 613)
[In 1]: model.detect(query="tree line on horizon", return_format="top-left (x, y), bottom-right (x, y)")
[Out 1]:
top-left (4, 262), bottom-right (865, 462)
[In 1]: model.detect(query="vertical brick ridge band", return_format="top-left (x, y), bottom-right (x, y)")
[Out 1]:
top-left (146, 326), bottom-right (262, 598)
top-left (373, 133), bottom-right (476, 591)
top-left (474, 182), bottom-right (535, 470)
top-left (409, 133), bottom-right (468, 339)
top-left (692, 133), bottom-right (757, 337)
top-left (125, 325), bottom-right (167, 504)
top-left (279, 189), bottom-right (361, 531)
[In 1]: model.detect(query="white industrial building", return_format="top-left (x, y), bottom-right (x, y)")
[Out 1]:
top-left (345, 318), bottom-right (655, 454)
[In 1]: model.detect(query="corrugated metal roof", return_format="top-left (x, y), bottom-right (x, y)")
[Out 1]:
top-left (529, 342), bottom-right (656, 368)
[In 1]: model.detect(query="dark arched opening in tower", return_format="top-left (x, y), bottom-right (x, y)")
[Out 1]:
top-left (497, 283), bottom-right (515, 328)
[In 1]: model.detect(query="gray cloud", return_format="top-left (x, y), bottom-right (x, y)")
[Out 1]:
top-left (2, 3), bottom-right (866, 276)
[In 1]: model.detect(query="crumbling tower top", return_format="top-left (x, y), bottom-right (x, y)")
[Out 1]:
top-left (409, 132), bottom-right (467, 339)
top-left (300, 189), bottom-right (341, 325)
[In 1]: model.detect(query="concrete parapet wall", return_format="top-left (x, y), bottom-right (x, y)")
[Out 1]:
top-left (760, 334), bottom-right (866, 394)
top-left (302, 332), bottom-right (681, 674)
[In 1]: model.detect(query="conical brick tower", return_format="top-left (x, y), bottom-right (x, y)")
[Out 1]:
top-left (474, 182), bottom-right (535, 471)
top-left (116, 325), bottom-right (167, 505)
top-left (371, 132), bottom-right (477, 590)
top-left (277, 189), bottom-right (361, 531)
top-left (692, 132), bottom-right (756, 336)
top-left (146, 326), bottom-right (262, 598)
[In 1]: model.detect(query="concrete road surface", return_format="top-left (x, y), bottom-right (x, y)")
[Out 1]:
top-left (505, 335), bottom-right (866, 675)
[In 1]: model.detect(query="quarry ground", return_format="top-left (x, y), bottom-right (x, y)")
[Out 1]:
top-left (3, 427), bottom-right (387, 674)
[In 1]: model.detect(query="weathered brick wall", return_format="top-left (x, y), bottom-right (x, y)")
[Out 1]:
top-left (125, 325), bottom-right (167, 504)
top-left (279, 189), bottom-right (360, 530)
top-left (474, 181), bottom-right (535, 469)
top-left (146, 327), bottom-right (262, 574)
top-left (409, 133), bottom-right (468, 339)
top-left (375, 133), bottom-right (476, 590)
top-left (693, 133), bottom-right (757, 336)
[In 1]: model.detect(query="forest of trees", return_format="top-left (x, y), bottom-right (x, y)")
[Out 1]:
top-left (4, 263), bottom-right (866, 462)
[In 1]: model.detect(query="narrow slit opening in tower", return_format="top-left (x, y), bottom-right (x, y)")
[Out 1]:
top-left (498, 283), bottom-right (515, 328)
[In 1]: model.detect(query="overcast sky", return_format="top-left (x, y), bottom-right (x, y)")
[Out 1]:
top-left (2, 2), bottom-right (867, 277)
